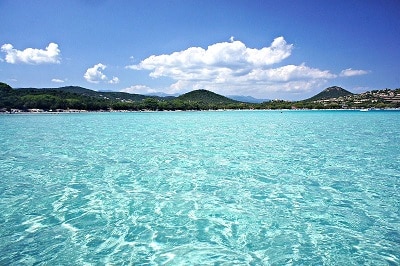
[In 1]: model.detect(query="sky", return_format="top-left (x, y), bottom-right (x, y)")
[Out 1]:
top-left (1, 0), bottom-right (399, 100)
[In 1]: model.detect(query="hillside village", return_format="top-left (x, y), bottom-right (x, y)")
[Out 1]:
top-left (309, 87), bottom-right (400, 109)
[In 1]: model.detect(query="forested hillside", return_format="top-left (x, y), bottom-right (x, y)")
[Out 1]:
top-left (1, 82), bottom-right (399, 112)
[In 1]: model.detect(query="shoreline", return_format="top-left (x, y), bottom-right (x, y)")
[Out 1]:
top-left (1, 108), bottom-right (400, 115)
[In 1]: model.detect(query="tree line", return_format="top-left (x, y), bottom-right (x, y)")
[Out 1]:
top-left (0, 83), bottom-right (252, 111)
top-left (1, 82), bottom-right (399, 111)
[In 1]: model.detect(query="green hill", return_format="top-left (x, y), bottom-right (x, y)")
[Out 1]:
top-left (307, 86), bottom-right (353, 101)
top-left (53, 86), bottom-right (97, 96)
top-left (17, 86), bottom-right (152, 102)
top-left (177, 89), bottom-right (239, 104)
top-left (1, 83), bottom-right (248, 111)
top-left (2, 81), bottom-right (398, 111)
top-left (56, 86), bottom-right (153, 101)
top-left (0, 82), bottom-right (12, 91)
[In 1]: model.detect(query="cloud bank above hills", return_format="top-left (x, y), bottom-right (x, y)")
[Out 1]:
top-left (124, 37), bottom-right (367, 97)
top-left (0, 37), bottom-right (369, 99)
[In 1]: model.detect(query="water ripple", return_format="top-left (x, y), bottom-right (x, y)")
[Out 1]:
top-left (0, 111), bottom-right (399, 265)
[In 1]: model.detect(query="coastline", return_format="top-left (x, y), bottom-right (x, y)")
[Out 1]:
top-left (2, 108), bottom-right (400, 115)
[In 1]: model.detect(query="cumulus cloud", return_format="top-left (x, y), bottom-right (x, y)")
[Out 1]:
top-left (127, 37), bottom-right (337, 97)
top-left (52, 78), bottom-right (65, 83)
top-left (128, 36), bottom-right (293, 75)
top-left (164, 71), bottom-right (331, 97)
top-left (84, 63), bottom-right (107, 83)
top-left (340, 68), bottom-right (369, 77)
top-left (84, 63), bottom-right (119, 84)
top-left (108, 76), bottom-right (120, 84)
top-left (245, 64), bottom-right (336, 82)
top-left (1, 43), bottom-right (61, 64)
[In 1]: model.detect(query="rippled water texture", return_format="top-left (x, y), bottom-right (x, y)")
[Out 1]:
top-left (1, 110), bottom-right (399, 265)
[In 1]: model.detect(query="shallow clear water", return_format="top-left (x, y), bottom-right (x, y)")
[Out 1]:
top-left (0, 110), bottom-right (399, 265)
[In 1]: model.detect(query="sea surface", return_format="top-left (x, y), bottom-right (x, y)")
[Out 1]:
top-left (0, 110), bottom-right (399, 265)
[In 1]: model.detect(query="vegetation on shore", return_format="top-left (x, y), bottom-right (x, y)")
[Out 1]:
top-left (1, 82), bottom-right (399, 112)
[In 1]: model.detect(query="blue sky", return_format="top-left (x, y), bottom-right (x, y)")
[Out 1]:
top-left (1, 0), bottom-right (399, 100)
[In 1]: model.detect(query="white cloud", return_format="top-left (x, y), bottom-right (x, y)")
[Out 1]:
top-left (128, 36), bottom-right (293, 75)
top-left (52, 78), bottom-right (65, 83)
top-left (121, 85), bottom-right (156, 94)
top-left (244, 64), bottom-right (336, 82)
top-left (340, 68), bottom-right (369, 77)
top-left (108, 76), bottom-right (120, 84)
top-left (165, 74), bottom-right (330, 97)
top-left (126, 36), bottom-right (337, 98)
top-left (84, 63), bottom-right (119, 84)
top-left (84, 63), bottom-right (107, 83)
top-left (1, 43), bottom-right (61, 64)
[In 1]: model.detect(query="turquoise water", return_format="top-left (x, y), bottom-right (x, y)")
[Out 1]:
top-left (0, 110), bottom-right (399, 265)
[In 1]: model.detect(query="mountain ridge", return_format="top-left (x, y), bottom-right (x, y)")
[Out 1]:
top-left (2, 82), bottom-right (399, 111)
top-left (16, 86), bottom-right (158, 102)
